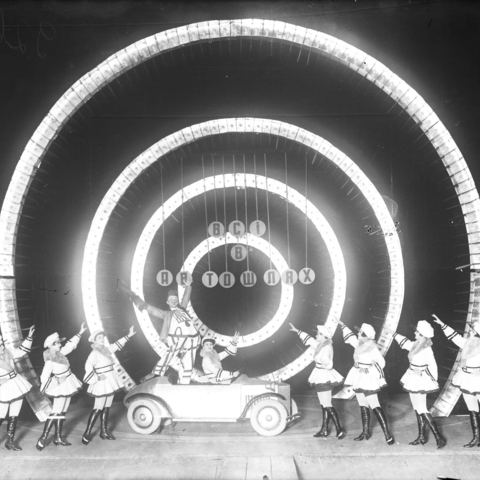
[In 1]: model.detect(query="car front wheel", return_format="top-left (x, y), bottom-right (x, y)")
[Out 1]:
top-left (250, 399), bottom-right (288, 437)
top-left (127, 397), bottom-right (163, 435)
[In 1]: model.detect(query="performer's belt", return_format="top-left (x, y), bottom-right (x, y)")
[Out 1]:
top-left (462, 365), bottom-right (480, 374)
top-left (0, 370), bottom-right (16, 380)
top-left (409, 363), bottom-right (427, 372)
top-left (354, 362), bottom-right (371, 369)
top-left (54, 368), bottom-right (72, 378)
top-left (314, 363), bottom-right (328, 370)
top-left (94, 365), bottom-right (114, 374)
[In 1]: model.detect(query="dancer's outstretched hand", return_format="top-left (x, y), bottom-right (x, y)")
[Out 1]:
top-left (289, 323), bottom-right (299, 333)
top-left (28, 325), bottom-right (35, 337)
top-left (128, 326), bottom-right (136, 337)
top-left (79, 322), bottom-right (87, 335)
top-left (431, 314), bottom-right (443, 325)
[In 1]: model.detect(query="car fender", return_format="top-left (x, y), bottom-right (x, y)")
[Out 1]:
top-left (238, 392), bottom-right (287, 420)
top-left (125, 393), bottom-right (175, 418)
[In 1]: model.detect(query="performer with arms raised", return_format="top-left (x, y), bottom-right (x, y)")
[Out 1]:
top-left (0, 325), bottom-right (35, 451)
top-left (338, 320), bottom-right (394, 445)
top-left (36, 322), bottom-right (87, 450)
top-left (290, 321), bottom-right (345, 439)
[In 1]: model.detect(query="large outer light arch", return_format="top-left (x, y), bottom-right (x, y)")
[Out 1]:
top-left (0, 20), bottom-right (476, 415)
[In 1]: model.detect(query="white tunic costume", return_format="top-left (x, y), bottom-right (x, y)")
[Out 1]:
top-left (200, 338), bottom-right (238, 384)
top-left (341, 325), bottom-right (387, 395)
top-left (394, 333), bottom-right (439, 394)
top-left (84, 336), bottom-right (129, 398)
top-left (442, 324), bottom-right (480, 395)
top-left (0, 336), bottom-right (33, 404)
top-left (297, 330), bottom-right (344, 392)
top-left (40, 333), bottom-right (83, 398)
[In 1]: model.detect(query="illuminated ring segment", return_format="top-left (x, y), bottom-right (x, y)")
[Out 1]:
top-left (135, 233), bottom-right (293, 351)
top-left (130, 175), bottom-right (346, 352)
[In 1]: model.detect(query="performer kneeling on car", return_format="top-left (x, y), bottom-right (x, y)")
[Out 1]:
top-left (200, 333), bottom-right (241, 384)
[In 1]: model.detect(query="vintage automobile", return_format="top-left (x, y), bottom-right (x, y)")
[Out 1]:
top-left (124, 374), bottom-right (299, 437)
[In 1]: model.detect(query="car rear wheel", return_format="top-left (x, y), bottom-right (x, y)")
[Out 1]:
top-left (250, 398), bottom-right (288, 437)
top-left (127, 398), bottom-right (163, 434)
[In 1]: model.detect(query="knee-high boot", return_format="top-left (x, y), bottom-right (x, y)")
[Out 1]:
top-left (424, 413), bottom-right (446, 449)
top-left (326, 407), bottom-right (345, 439)
top-left (313, 406), bottom-right (330, 437)
top-left (36, 416), bottom-right (55, 451)
top-left (100, 407), bottom-right (116, 440)
top-left (5, 416), bottom-right (22, 451)
top-left (54, 413), bottom-right (71, 446)
top-left (373, 407), bottom-right (394, 445)
top-left (409, 411), bottom-right (427, 445)
top-left (354, 406), bottom-right (370, 441)
top-left (464, 411), bottom-right (480, 448)
top-left (82, 409), bottom-right (101, 445)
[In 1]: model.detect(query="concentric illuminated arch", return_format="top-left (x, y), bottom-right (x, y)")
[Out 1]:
top-left (82, 122), bottom-right (401, 383)
top-left (0, 20), bottom-right (477, 413)
top-left (129, 175), bottom-right (347, 382)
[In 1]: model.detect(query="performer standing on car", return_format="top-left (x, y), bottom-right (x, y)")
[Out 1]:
top-left (338, 320), bottom-right (394, 445)
top-left (36, 323), bottom-right (87, 451)
top-left (200, 333), bottom-right (241, 384)
top-left (392, 320), bottom-right (445, 449)
top-left (82, 326), bottom-right (136, 445)
top-left (289, 321), bottom-right (345, 439)
top-left (433, 313), bottom-right (480, 447)
top-left (121, 279), bottom-right (201, 385)
top-left (0, 326), bottom-right (35, 451)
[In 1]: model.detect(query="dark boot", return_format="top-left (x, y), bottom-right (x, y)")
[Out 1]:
top-left (5, 416), bottom-right (22, 451)
top-left (36, 416), bottom-right (55, 451)
top-left (464, 411), bottom-right (480, 448)
top-left (409, 411), bottom-right (427, 445)
top-left (373, 407), bottom-right (394, 445)
top-left (354, 406), bottom-right (370, 441)
top-left (313, 406), bottom-right (330, 437)
top-left (326, 407), bottom-right (346, 439)
top-left (82, 409), bottom-right (101, 445)
top-left (424, 413), bottom-right (446, 449)
top-left (54, 413), bottom-right (71, 446)
top-left (100, 407), bottom-right (116, 440)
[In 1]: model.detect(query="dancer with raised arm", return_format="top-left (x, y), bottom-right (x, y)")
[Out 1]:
top-left (82, 326), bottom-right (136, 445)
top-left (200, 333), bottom-right (241, 384)
top-left (36, 323), bottom-right (87, 451)
top-left (289, 321), bottom-right (345, 439)
top-left (120, 279), bottom-right (200, 384)
top-left (392, 320), bottom-right (446, 449)
top-left (0, 326), bottom-right (35, 451)
top-left (433, 313), bottom-right (480, 447)
top-left (338, 320), bottom-right (394, 445)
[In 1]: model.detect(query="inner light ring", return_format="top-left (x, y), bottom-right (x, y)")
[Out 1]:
top-left (131, 175), bottom-right (346, 353)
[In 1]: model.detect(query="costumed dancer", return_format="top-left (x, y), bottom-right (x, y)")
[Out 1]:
top-left (121, 280), bottom-right (200, 385)
top-left (36, 323), bottom-right (87, 451)
top-left (338, 320), bottom-right (394, 445)
top-left (433, 313), bottom-right (480, 448)
top-left (200, 332), bottom-right (241, 384)
top-left (289, 321), bottom-right (345, 439)
top-left (0, 326), bottom-right (35, 451)
top-left (392, 320), bottom-right (446, 449)
top-left (82, 325), bottom-right (136, 445)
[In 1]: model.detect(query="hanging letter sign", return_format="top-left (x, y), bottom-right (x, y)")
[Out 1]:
top-left (219, 272), bottom-right (235, 288)
top-left (230, 244), bottom-right (247, 261)
top-left (299, 268), bottom-right (315, 285)
top-left (208, 221), bottom-right (224, 238)
top-left (202, 271), bottom-right (219, 288)
top-left (240, 271), bottom-right (257, 287)
top-left (176, 271), bottom-right (192, 286)
top-left (156, 270), bottom-right (173, 286)
top-left (264, 269), bottom-right (281, 286)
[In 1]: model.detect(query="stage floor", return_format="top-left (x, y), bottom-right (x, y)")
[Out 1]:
top-left (2, 390), bottom-right (479, 479)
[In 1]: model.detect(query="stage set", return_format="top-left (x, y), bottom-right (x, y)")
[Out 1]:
top-left (1, 1), bottom-right (480, 479)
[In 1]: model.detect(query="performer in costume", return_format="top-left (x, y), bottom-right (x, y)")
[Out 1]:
top-left (82, 326), bottom-right (136, 445)
top-left (36, 323), bottom-right (87, 451)
top-left (289, 322), bottom-right (345, 439)
top-left (392, 320), bottom-right (446, 449)
top-left (121, 280), bottom-right (201, 385)
top-left (200, 333), bottom-right (240, 384)
top-left (0, 325), bottom-right (35, 451)
top-left (339, 320), bottom-right (394, 445)
top-left (433, 313), bottom-right (480, 447)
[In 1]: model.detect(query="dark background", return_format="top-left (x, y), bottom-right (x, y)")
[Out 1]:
top-left (1, 0), bottom-right (479, 412)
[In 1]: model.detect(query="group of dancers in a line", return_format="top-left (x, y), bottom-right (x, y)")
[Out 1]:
top-left (290, 313), bottom-right (480, 449)
top-left (0, 322), bottom-right (136, 451)
top-left (1, 284), bottom-right (480, 451)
